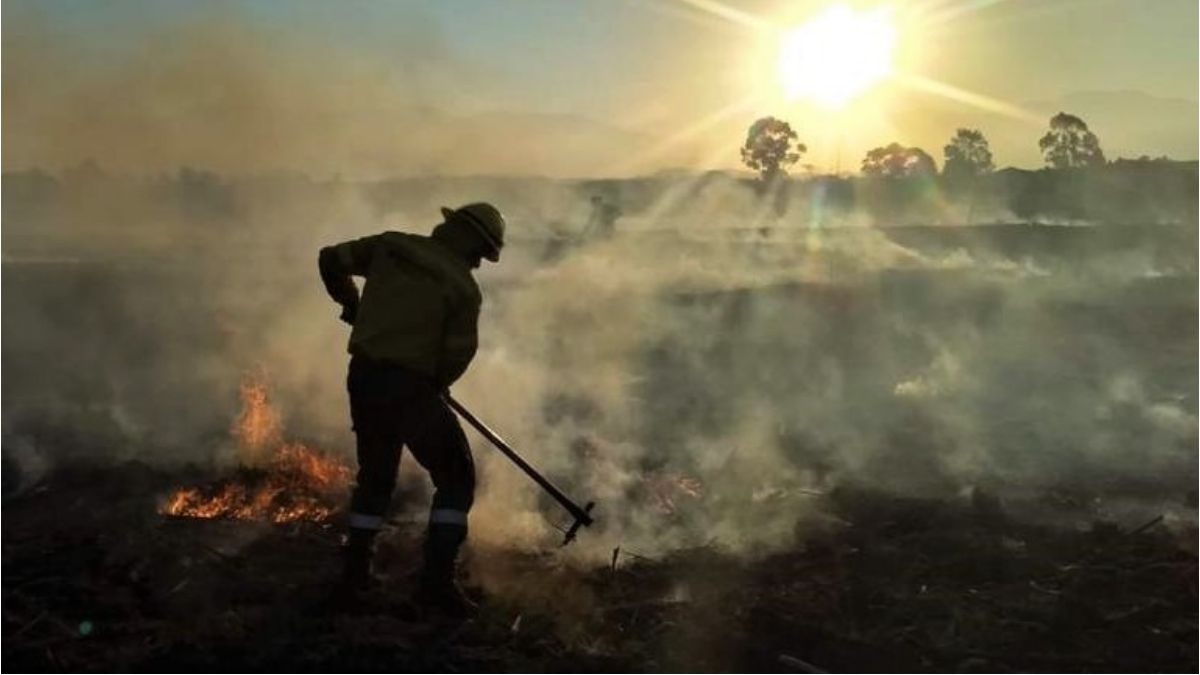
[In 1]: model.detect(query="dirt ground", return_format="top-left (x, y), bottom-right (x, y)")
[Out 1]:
top-left (2, 461), bottom-right (1195, 673)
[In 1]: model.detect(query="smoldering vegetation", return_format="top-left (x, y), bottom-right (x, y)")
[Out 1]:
top-left (2, 164), bottom-right (1190, 672)
top-left (3, 166), bottom-right (1197, 672)
top-left (3, 167), bottom-right (1196, 553)
top-left (5, 464), bottom-right (1196, 672)
top-left (2, 5), bottom-right (1190, 667)
top-left (3, 4), bottom-right (1196, 669)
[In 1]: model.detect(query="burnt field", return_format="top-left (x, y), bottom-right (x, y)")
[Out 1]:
top-left (2, 462), bottom-right (1195, 672)
top-left (3, 222), bottom-right (1198, 671)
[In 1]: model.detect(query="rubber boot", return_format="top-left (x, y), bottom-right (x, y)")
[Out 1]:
top-left (341, 527), bottom-right (379, 591)
top-left (416, 524), bottom-right (477, 617)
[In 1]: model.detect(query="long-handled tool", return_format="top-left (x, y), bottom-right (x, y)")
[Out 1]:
top-left (443, 394), bottom-right (595, 545)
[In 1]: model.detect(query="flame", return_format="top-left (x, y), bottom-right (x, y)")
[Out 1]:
top-left (645, 473), bottom-right (704, 515)
top-left (274, 442), bottom-right (352, 490)
top-left (231, 368), bottom-right (282, 461)
top-left (161, 442), bottom-right (351, 523)
top-left (161, 370), bottom-right (352, 523)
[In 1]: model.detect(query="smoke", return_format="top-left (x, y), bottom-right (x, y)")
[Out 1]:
top-left (3, 6), bottom-right (1195, 564)
top-left (4, 162), bottom-right (1195, 561)
top-left (1, 4), bottom-right (659, 178)
top-left (452, 204), bottom-right (1196, 557)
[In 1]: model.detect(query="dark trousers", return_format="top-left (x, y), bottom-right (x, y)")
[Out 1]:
top-left (345, 355), bottom-right (475, 534)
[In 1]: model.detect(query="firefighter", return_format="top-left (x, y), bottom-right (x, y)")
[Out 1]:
top-left (318, 203), bottom-right (505, 615)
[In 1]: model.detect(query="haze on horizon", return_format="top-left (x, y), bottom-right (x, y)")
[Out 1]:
top-left (3, 0), bottom-right (1197, 178)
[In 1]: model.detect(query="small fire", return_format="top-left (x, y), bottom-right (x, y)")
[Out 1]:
top-left (645, 473), bottom-right (704, 515)
top-left (231, 367), bottom-right (282, 463)
top-left (161, 370), bottom-right (352, 523)
top-left (162, 442), bottom-right (351, 523)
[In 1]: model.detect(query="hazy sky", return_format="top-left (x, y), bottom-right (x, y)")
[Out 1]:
top-left (4, 0), bottom-right (1197, 176)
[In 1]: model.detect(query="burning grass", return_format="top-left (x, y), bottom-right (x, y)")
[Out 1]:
top-left (159, 369), bottom-right (352, 523)
top-left (160, 442), bottom-right (350, 523)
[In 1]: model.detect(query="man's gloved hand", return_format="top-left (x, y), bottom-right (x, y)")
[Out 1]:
top-left (339, 301), bottom-right (358, 326)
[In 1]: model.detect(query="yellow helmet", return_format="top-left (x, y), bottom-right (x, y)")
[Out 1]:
top-left (440, 202), bottom-right (506, 262)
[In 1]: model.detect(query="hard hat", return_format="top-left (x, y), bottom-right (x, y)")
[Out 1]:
top-left (440, 203), bottom-right (506, 262)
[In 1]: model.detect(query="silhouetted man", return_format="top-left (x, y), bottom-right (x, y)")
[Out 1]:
top-left (318, 203), bottom-right (506, 615)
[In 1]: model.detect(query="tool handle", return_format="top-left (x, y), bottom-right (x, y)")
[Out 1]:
top-left (444, 394), bottom-right (594, 527)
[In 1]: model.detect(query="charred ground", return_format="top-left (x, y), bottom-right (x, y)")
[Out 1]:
top-left (2, 461), bottom-right (1195, 672)
top-left (3, 210), bottom-right (1197, 672)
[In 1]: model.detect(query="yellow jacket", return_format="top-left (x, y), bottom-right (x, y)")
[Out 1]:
top-left (319, 231), bottom-right (481, 387)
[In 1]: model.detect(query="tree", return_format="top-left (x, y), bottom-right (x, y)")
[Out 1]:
top-left (740, 117), bottom-right (805, 182)
top-left (859, 144), bottom-right (939, 223)
top-left (861, 143), bottom-right (937, 178)
top-left (1039, 112), bottom-right (1105, 169)
top-left (942, 128), bottom-right (994, 182)
top-left (943, 129), bottom-right (995, 223)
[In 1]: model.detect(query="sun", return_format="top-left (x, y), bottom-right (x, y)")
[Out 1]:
top-left (777, 4), bottom-right (897, 109)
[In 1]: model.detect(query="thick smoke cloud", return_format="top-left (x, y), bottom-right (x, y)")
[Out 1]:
top-left (4, 162), bottom-right (1196, 561)
top-left (3, 6), bottom-right (1195, 562)
top-left (460, 215), bottom-right (1197, 557)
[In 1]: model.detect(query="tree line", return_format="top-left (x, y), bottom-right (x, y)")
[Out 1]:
top-left (740, 111), bottom-right (1106, 183)
top-left (738, 112), bottom-right (1195, 224)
